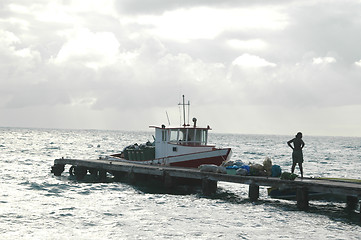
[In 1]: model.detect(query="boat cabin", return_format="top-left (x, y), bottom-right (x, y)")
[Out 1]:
top-left (151, 124), bottom-right (214, 159)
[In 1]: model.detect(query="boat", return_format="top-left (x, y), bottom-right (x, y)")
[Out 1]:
top-left (107, 96), bottom-right (232, 168)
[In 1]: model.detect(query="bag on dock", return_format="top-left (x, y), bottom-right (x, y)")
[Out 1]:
top-left (271, 165), bottom-right (282, 177)
top-left (199, 164), bottom-right (219, 173)
top-left (263, 157), bottom-right (272, 176)
top-left (217, 166), bottom-right (227, 174)
top-left (280, 172), bottom-right (298, 180)
top-left (223, 159), bottom-right (244, 167)
top-left (250, 164), bottom-right (266, 176)
top-left (236, 168), bottom-right (248, 176)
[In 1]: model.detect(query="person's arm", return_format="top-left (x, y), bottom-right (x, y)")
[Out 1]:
top-left (287, 139), bottom-right (294, 149)
top-left (301, 140), bottom-right (305, 149)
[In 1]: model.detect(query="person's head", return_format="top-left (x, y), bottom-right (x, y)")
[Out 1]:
top-left (296, 132), bottom-right (303, 138)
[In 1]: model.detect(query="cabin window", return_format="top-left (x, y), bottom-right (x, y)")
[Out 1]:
top-left (162, 130), bottom-right (167, 141)
top-left (179, 129), bottom-right (186, 141)
top-left (195, 129), bottom-right (207, 145)
top-left (188, 129), bottom-right (194, 142)
top-left (172, 147), bottom-right (177, 152)
top-left (203, 130), bottom-right (208, 144)
top-left (170, 129), bottom-right (178, 142)
top-left (195, 129), bottom-right (201, 142)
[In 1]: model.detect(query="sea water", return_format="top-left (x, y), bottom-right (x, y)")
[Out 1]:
top-left (0, 127), bottom-right (360, 239)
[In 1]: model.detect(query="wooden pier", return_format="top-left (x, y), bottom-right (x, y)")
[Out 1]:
top-left (51, 158), bottom-right (361, 219)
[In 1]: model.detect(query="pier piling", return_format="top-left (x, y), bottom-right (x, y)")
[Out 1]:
top-left (99, 170), bottom-right (107, 181)
top-left (346, 196), bottom-right (358, 210)
top-left (296, 187), bottom-right (309, 210)
top-left (163, 172), bottom-right (174, 190)
top-left (127, 171), bottom-right (137, 184)
top-left (74, 166), bottom-right (87, 180)
top-left (202, 178), bottom-right (217, 195)
top-left (249, 183), bottom-right (259, 202)
top-left (51, 164), bottom-right (64, 176)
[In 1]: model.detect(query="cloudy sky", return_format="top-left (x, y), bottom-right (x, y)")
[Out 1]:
top-left (1, 0), bottom-right (361, 137)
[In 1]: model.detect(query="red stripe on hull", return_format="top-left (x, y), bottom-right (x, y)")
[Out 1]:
top-left (169, 155), bottom-right (226, 168)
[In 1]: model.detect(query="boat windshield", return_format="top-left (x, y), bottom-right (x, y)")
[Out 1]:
top-left (169, 128), bottom-right (208, 145)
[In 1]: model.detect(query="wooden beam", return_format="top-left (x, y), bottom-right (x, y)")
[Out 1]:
top-left (296, 187), bottom-right (309, 210)
top-left (249, 183), bottom-right (259, 202)
top-left (202, 178), bottom-right (217, 195)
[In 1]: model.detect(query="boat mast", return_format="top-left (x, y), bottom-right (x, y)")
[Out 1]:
top-left (178, 95), bottom-right (190, 127)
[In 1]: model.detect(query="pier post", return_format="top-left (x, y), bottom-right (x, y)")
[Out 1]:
top-left (88, 168), bottom-right (98, 176)
top-left (202, 178), bottom-right (217, 195)
top-left (163, 172), bottom-right (173, 190)
top-left (296, 187), bottom-right (309, 210)
top-left (112, 171), bottom-right (125, 181)
top-left (127, 171), bottom-right (136, 184)
top-left (98, 170), bottom-right (107, 181)
top-left (51, 164), bottom-right (64, 176)
top-left (74, 166), bottom-right (87, 180)
top-left (346, 196), bottom-right (358, 211)
top-left (249, 183), bottom-right (259, 202)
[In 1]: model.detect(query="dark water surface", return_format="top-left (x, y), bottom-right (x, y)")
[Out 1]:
top-left (1, 128), bottom-right (360, 239)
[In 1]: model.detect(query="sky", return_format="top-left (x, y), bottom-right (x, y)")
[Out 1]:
top-left (1, 0), bottom-right (361, 137)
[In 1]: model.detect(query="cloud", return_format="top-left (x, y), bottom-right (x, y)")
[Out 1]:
top-left (0, 30), bottom-right (42, 86)
top-left (114, 0), bottom-right (297, 15)
top-left (232, 54), bottom-right (276, 68)
top-left (0, 29), bottom-right (20, 45)
top-left (50, 28), bottom-right (121, 70)
top-left (127, 6), bottom-right (288, 42)
top-left (312, 57), bottom-right (336, 65)
top-left (1, 0), bottom-right (361, 136)
top-left (227, 39), bottom-right (268, 51)
top-left (355, 60), bottom-right (361, 67)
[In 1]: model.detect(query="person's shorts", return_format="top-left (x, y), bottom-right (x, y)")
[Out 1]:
top-left (292, 150), bottom-right (303, 164)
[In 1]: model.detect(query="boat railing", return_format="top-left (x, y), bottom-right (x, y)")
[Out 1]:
top-left (168, 140), bottom-right (214, 147)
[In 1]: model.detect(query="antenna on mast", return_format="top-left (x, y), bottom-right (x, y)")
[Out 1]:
top-left (178, 95), bottom-right (190, 127)
top-left (166, 111), bottom-right (171, 126)
top-left (187, 100), bottom-right (190, 126)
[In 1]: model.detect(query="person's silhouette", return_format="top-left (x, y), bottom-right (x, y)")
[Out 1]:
top-left (287, 132), bottom-right (305, 178)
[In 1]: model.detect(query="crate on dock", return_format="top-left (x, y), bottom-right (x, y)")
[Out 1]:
top-left (125, 147), bottom-right (155, 161)
top-left (142, 147), bottom-right (155, 160)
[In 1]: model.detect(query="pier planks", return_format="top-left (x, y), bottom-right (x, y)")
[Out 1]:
top-left (53, 158), bottom-right (361, 198)
top-left (52, 157), bottom-right (361, 220)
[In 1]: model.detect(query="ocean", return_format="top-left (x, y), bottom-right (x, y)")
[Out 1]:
top-left (1, 127), bottom-right (360, 239)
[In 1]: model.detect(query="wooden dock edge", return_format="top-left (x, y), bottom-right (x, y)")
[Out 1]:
top-left (51, 158), bottom-right (361, 220)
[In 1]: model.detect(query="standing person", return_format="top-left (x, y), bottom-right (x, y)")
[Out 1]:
top-left (287, 132), bottom-right (305, 178)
